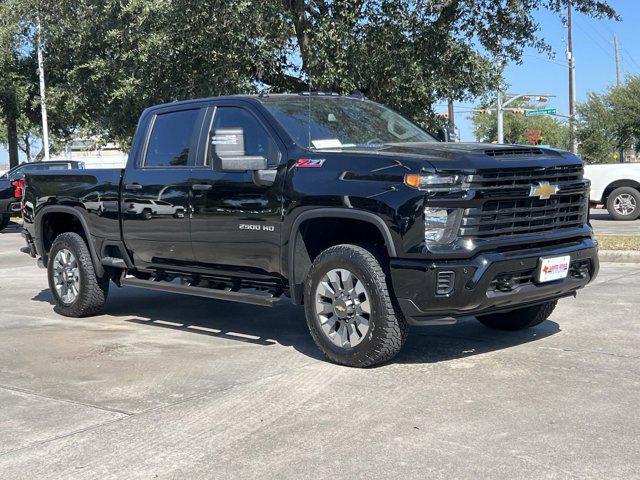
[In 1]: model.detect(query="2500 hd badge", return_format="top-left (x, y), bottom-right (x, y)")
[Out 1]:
top-left (239, 223), bottom-right (275, 232)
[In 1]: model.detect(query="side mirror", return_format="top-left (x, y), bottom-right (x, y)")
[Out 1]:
top-left (210, 128), bottom-right (267, 172)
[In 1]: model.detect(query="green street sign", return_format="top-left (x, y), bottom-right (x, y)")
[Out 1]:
top-left (525, 108), bottom-right (557, 117)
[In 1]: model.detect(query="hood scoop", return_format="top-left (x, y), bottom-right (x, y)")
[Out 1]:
top-left (484, 147), bottom-right (547, 157)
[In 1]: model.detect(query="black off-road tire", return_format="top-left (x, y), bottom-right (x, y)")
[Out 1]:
top-left (0, 214), bottom-right (9, 231)
top-left (477, 300), bottom-right (557, 331)
top-left (606, 186), bottom-right (640, 221)
top-left (303, 244), bottom-right (408, 367)
top-left (47, 232), bottom-right (109, 317)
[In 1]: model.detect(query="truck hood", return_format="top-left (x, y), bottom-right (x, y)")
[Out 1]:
top-left (322, 142), bottom-right (582, 171)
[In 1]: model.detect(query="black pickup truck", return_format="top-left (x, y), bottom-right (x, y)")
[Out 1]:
top-left (21, 93), bottom-right (599, 367)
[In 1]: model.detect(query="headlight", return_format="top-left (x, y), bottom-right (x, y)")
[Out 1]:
top-left (424, 207), bottom-right (463, 247)
top-left (404, 173), bottom-right (462, 192)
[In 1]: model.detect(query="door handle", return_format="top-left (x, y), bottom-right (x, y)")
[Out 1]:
top-left (191, 184), bottom-right (212, 191)
top-left (125, 183), bottom-right (142, 190)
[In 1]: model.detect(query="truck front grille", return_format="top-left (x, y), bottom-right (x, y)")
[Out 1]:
top-left (460, 165), bottom-right (589, 239)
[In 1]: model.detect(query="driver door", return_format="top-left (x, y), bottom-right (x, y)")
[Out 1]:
top-left (189, 102), bottom-right (286, 279)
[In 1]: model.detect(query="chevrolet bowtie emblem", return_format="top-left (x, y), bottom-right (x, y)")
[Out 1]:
top-left (529, 181), bottom-right (559, 200)
top-left (335, 305), bottom-right (346, 313)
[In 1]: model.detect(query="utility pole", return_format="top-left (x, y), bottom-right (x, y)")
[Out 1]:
top-left (614, 35), bottom-right (621, 87)
top-left (567, 1), bottom-right (577, 154)
top-left (36, 18), bottom-right (50, 162)
top-left (447, 99), bottom-right (455, 129)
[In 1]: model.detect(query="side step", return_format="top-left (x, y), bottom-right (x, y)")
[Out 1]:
top-left (119, 276), bottom-right (282, 307)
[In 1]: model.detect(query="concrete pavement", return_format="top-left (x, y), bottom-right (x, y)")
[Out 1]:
top-left (590, 208), bottom-right (640, 235)
top-left (1, 224), bottom-right (639, 479)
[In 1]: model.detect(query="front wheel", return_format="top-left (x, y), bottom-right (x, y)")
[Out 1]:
top-left (606, 187), bottom-right (640, 221)
top-left (47, 232), bottom-right (109, 317)
top-left (303, 244), bottom-right (408, 367)
top-left (477, 301), bottom-right (557, 331)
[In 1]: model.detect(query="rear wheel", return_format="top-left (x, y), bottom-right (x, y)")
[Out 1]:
top-left (477, 301), bottom-right (557, 331)
top-left (0, 214), bottom-right (9, 231)
top-left (303, 244), bottom-right (408, 367)
top-left (47, 232), bottom-right (109, 317)
top-left (606, 187), bottom-right (640, 221)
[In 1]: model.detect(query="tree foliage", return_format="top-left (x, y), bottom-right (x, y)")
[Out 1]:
top-left (576, 76), bottom-right (640, 163)
top-left (0, 0), bottom-right (619, 152)
top-left (472, 99), bottom-right (570, 149)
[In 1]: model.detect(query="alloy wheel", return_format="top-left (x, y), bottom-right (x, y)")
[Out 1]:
top-left (613, 193), bottom-right (637, 216)
top-left (314, 268), bottom-right (371, 348)
top-left (53, 248), bottom-right (80, 304)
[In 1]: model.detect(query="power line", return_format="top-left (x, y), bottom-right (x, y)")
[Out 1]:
top-left (621, 45), bottom-right (640, 72)
top-left (574, 19), bottom-right (615, 61)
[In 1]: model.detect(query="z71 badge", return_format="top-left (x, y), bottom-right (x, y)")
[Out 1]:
top-left (295, 158), bottom-right (325, 168)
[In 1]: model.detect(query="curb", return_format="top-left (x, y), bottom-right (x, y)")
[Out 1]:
top-left (599, 250), bottom-right (640, 264)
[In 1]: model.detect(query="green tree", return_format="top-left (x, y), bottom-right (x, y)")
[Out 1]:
top-left (576, 76), bottom-right (640, 163)
top-left (2, 0), bottom-right (619, 149)
top-left (281, 0), bottom-right (616, 131)
top-left (609, 76), bottom-right (640, 155)
top-left (576, 92), bottom-right (617, 163)
top-left (472, 100), bottom-right (570, 149)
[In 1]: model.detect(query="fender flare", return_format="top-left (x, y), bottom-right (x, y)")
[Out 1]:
top-left (286, 208), bottom-right (397, 304)
top-left (35, 205), bottom-right (104, 277)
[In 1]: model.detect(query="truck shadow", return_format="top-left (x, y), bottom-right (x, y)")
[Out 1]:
top-left (32, 286), bottom-right (560, 365)
top-left (0, 221), bottom-right (22, 234)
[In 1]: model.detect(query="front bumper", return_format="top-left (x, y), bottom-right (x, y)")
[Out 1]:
top-left (391, 238), bottom-right (599, 325)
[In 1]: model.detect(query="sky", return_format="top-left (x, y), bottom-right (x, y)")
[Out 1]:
top-left (452, 0), bottom-right (640, 141)
top-left (1, 0), bottom-right (639, 166)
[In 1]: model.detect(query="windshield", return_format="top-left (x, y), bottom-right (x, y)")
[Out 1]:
top-left (260, 95), bottom-right (436, 149)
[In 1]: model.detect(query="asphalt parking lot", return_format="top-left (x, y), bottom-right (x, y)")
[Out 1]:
top-left (590, 208), bottom-right (640, 235)
top-left (1, 222), bottom-right (639, 479)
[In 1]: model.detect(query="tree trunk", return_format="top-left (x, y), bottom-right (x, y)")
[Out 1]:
top-left (20, 132), bottom-right (32, 162)
top-left (6, 115), bottom-right (19, 169)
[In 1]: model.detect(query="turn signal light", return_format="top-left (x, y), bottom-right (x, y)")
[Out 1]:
top-left (404, 174), bottom-right (422, 188)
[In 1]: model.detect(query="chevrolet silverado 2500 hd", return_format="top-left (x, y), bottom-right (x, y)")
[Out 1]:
top-left (21, 93), bottom-right (599, 367)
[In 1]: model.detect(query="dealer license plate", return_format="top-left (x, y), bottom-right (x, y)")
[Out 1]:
top-left (537, 255), bottom-right (571, 283)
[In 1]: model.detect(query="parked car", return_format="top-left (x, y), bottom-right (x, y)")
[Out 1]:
top-left (584, 163), bottom-right (640, 220)
top-left (21, 93), bottom-right (598, 367)
top-left (0, 160), bottom-right (85, 231)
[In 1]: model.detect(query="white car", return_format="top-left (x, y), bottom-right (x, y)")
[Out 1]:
top-left (584, 163), bottom-right (640, 221)
top-left (124, 199), bottom-right (185, 219)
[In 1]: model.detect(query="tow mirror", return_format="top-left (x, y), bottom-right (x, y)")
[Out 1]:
top-left (210, 128), bottom-right (267, 172)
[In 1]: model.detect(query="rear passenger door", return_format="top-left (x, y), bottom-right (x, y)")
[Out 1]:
top-left (189, 101), bottom-right (286, 278)
top-left (122, 106), bottom-right (205, 268)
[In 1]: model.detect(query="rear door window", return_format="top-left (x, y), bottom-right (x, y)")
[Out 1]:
top-left (144, 109), bottom-right (201, 167)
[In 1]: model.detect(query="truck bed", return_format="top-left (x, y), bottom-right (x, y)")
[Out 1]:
top-left (24, 168), bottom-right (124, 247)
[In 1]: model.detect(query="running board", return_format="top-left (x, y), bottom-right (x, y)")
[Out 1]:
top-left (119, 276), bottom-right (282, 307)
